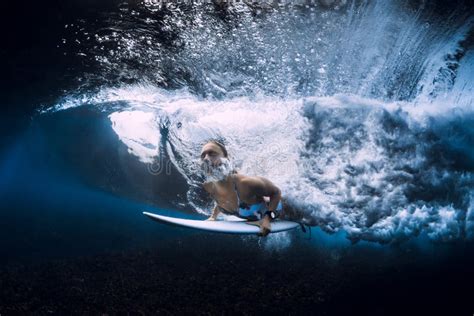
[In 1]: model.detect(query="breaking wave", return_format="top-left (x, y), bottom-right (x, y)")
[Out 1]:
top-left (41, 1), bottom-right (474, 244)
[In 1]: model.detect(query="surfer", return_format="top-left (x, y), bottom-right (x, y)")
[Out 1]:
top-left (200, 140), bottom-right (284, 237)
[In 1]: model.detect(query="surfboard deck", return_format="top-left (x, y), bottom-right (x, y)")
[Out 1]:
top-left (143, 211), bottom-right (299, 234)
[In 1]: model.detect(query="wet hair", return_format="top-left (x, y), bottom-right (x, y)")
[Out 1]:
top-left (205, 139), bottom-right (228, 157)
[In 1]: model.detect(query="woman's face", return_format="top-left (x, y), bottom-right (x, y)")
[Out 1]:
top-left (200, 142), bottom-right (233, 182)
top-left (200, 142), bottom-right (225, 167)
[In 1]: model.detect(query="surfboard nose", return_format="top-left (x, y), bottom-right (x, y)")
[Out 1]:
top-left (142, 211), bottom-right (154, 218)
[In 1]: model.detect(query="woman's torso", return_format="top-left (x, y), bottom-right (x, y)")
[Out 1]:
top-left (206, 174), bottom-right (265, 215)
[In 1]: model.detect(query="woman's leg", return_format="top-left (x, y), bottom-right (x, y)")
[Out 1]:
top-left (280, 196), bottom-right (317, 225)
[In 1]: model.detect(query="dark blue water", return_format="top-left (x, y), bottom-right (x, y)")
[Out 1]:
top-left (0, 117), bottom-right (190, 265)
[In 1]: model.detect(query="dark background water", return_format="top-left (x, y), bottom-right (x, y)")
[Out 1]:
top-left (1, 0), bottom-right (474, 314)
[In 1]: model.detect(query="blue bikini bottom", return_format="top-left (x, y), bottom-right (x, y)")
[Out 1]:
top-left (220, 200), bottom-right (283, 221)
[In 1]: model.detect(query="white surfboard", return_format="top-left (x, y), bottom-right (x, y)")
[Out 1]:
top-left (143, 211), bottom-right (299, 234)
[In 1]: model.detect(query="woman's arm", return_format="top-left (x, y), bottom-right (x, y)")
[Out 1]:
top-left (244, 177), bottom-right (282, 236)
top-left (203, 182), bottom-right (220, 221)
top-left (247, 177), bottom-right (282, 213)
top-left (206, 203), bottom-right (220, 221)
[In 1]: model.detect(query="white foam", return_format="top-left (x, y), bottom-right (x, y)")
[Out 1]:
top-left (109, 110), bottom-right (159, 163)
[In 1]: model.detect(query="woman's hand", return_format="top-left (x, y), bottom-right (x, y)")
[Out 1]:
top-left (246, 217), bottom-right (271, 237)
top-left (258, 216), bottom-right (272, 237)
top-left (205, 216), bottom-right (216, 221)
